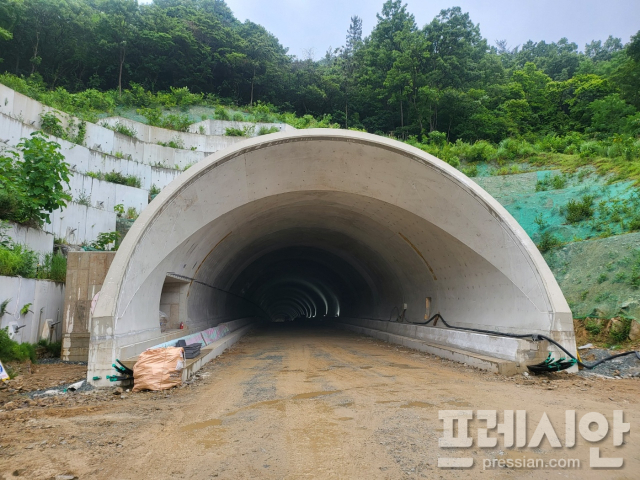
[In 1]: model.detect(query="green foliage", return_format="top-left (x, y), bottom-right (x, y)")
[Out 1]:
top-left (597, 273), bottom-right (608, 284)
top-left (257, 126), bottom-right (279, 136)
top-left (0, 0), bottom-right (636, 147)
top-left (39, 111), bottom-right (85, 144)
top-left (157, 137), bottom-right (185, 149)
top-left (536, 173), bottom-right (568, 191)
top-left (0, 299), bottom-right (9, 317)
top-left (75, 190), bottom-right (91, 207)
top-left (585, 319), bottom-right (603, 335)
top-left (126, 207), bottom-right (138, 220)
top-left (225, 126), bottom-right (254, 137)
top-left (113, 204), bottom-right (124, 218)
top-left (0, 132), bottom-right (71, 226)
top-left (461, 164), bottom-right (478, 177)
top-left (215, 106), bottom-right (231, 120)
top-left (37, 339), bottom-right (61, 358)
top-left (90, 231), bottom-right (120, 251)
top-left (0, 243), bottom-right (38, 277)
top-left (136, 108), bottom-right (191, 132)
top-left (0, 327), bottom-right (36, 363)
top-left (38, 252), bottom-right (67, 283)
top-left (19, 303), bottom-right (32, 316)
top-left (534, 214), bottom-right (548, 230)
top-left (564, 195), bottom-right (595, 223)
top-left (537, 231), bottom-right (562, 252)
top-left (149, 184), bottom-right (161, 197)
top-left (102, 121), bottom-right (137, 138)
top-left (0, 222), bottom-right (66, 281)
top-left (86, 171), bottom-right (141, 188)
top-left (40, 111), bottom-right (66, 138)
top-left (609, 317), bottom-right (632, 343)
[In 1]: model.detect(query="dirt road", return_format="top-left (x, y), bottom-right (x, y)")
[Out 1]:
top-left (1, 323), bottom-right (639, 479)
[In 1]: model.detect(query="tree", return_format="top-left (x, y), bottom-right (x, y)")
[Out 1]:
top-left (424, 7), bottom-right (490, 90)
top-left (0, 132), bottom-right (70, 226)
top-left (94, 0), bottom-right (138, 96)
top-left (341, 15), bottom-right (362, 128)
top-left (585, 36), bottom-right (623, 62)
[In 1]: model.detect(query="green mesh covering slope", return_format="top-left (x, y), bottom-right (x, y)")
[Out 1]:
top-left (475, 169), bottom-right (640, 320)
top-left (476, 170), bottom-right (640, 244)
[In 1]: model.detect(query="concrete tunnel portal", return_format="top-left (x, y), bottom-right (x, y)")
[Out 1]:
top-left (88, 129), bottom-right (577, 384)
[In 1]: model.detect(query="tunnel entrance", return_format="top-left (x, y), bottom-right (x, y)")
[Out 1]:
top-left (88, 129), bottom-right (576, 385)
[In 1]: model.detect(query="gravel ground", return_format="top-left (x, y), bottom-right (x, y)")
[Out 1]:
top-left (576, 347), bottom-right (640, 378)
top-left (37, 359), bottom-right (87, 366)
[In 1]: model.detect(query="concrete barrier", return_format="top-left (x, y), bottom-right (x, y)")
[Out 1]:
top-left (0, 276), bottom-right (65, 344)
top-left (335, 318), bottom-right (549, 375)
top-left (69, 173), bottom-right (148, 213)
top-left (4, 222), bottom-right (54, 255)
top-left (45, 202), bottom-right (116, 245)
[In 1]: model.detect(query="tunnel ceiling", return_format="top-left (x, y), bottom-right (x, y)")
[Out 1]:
top-left (91, 129), bottom-right (574, 378)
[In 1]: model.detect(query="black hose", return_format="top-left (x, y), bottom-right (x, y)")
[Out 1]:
top-left (405, 313), bottom-right (640, 370)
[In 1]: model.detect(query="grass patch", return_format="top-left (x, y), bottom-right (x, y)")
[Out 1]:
top-left (86, 170), bottom-right (141, 188)
top-left (0, 327), bottom-right (37, 363)
top-left (101, 121), bottom-right (137, 138)
top-left (564, 195), bottom-right (595, 224)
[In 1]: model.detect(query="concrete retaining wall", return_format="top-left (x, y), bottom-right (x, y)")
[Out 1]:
top-left (69, 173), bottom-right (148, 213)
top-left (190, 119), bottom-right (296, 137)
top-left (0, 85), bottom-right (206, 169)
top-left (0, 276), bottom-right (65, 344)
top-left (150, 167), bottom-right (181, 190)
top-left (1, 112), bottom-right (181, 191)
top-left (5, 222), bottom-right (54, 255)
top-left (101, 116), bottom-right (250, 152)
top-left (45, 202), bottom-right (116, 245)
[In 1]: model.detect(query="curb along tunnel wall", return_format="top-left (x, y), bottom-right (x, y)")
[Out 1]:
top-left (85, 130), bottom-right (577, 385)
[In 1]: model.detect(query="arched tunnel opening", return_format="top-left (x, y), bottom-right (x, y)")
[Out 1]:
top-left (178, 192), bottom-right (438, 331)
top-left (88, 130), bottom-right (576, 384)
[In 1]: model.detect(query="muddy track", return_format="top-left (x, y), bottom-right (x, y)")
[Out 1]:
top-left (1, 323), bottom-right (639, 479)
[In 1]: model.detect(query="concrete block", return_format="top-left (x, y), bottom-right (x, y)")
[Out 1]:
top-left (5, 222), bottom-right (54, 255)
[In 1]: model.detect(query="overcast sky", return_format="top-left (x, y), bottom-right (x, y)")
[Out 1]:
top-left (224, 0), bottom-right (640, 59)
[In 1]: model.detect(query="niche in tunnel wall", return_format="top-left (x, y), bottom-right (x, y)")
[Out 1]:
top-left (159, 275), bottom-right (189, 332)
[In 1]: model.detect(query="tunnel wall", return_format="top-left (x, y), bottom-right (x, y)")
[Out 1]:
top-left (88, 129), bottom-right (576, 385)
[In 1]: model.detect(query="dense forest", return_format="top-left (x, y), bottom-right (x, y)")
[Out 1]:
top-left (0, 0), bottom-right (639, 142)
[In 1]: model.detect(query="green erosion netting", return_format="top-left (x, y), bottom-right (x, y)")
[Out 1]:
top-left (475, 169), bottom-right (640, 321)
top-left (476, 170), bottom-right (640, 243)
top-left (543, 232), bottom-right (640, 319)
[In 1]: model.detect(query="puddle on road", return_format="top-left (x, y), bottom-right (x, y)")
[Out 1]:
top-left (181, 418), bottom-right (222, 431)
top-left (338, 417), bottom-right (353, 421)
top-left (360, 366), bottom-right (372, 369)
top-left (292, 390), bottom-right (341, 400)
top-left (401, 401), bottom-right (436, 409)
